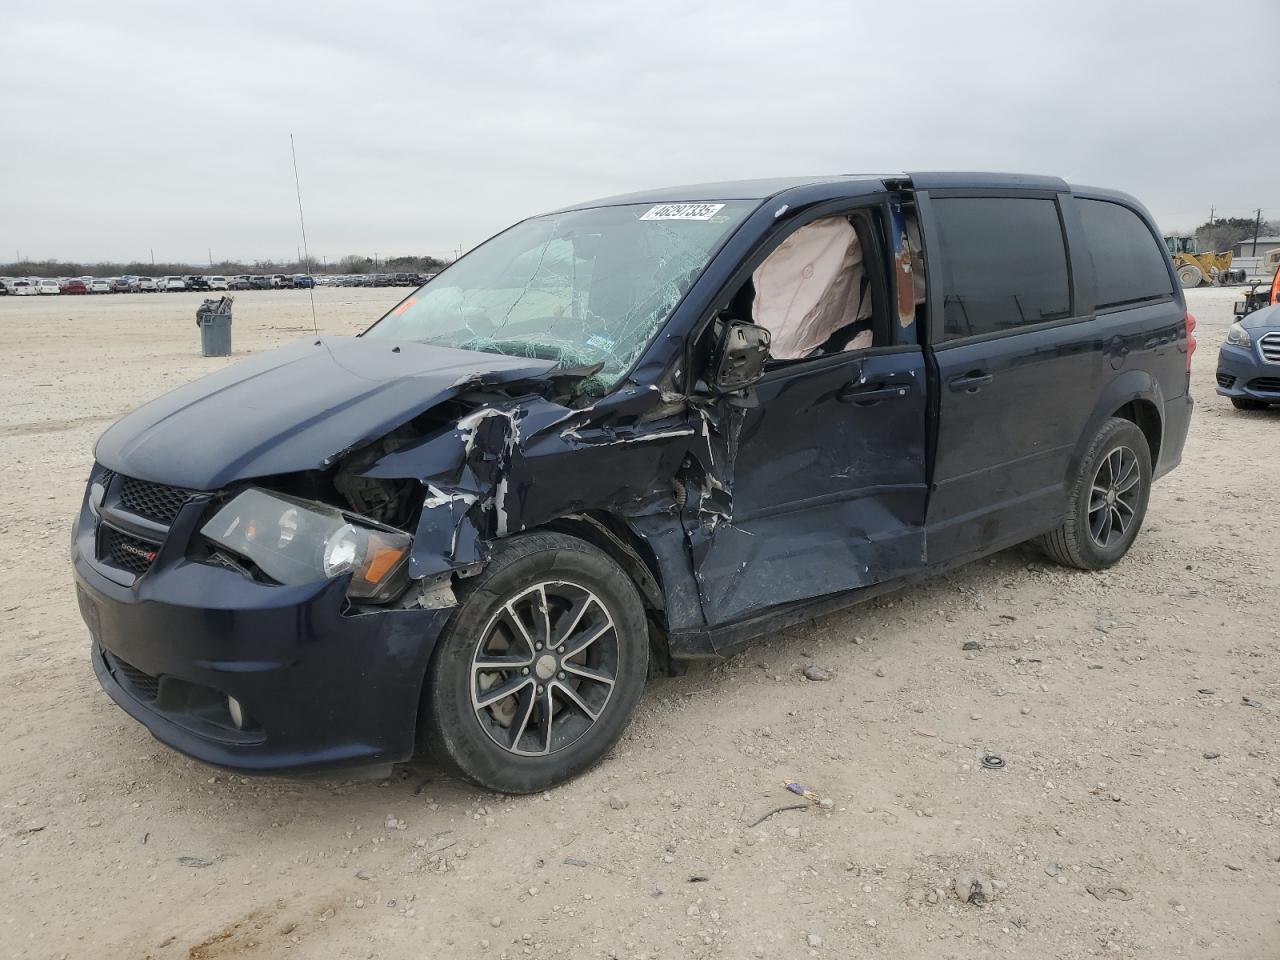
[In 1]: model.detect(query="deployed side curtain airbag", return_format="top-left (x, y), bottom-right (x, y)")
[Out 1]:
top-left (751, 218), bottom-right (864, 360)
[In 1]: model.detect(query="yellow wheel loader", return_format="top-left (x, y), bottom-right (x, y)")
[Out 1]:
top-left (1164, 236), bottom-right (1232, 288)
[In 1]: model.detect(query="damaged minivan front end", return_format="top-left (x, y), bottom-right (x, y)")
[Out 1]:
top-left (73, 194), bottom-right (767, 782)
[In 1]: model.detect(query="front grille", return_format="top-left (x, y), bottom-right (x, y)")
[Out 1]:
top-left (1247, 377), bottom-right (1280, 393)
top-left (99, 526), bottom-right (160, 575)
top-left (1217, 373), bottom-right (1236, 388)
top-left (1261, 332), bottom-right (1280, 363)
top-left (105, 651), bottom-right (160, 701)
top-left (118, 476), bottom-right (195, 525)
top-left (95, 465), bottom-right (117, 490)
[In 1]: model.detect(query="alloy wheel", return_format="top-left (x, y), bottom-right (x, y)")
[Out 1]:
top-left (1088, 445), bottom-right (1140, 548)
top-left (470, 581), bottom-right (618, 757)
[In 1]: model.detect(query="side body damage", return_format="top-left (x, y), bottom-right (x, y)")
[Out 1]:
top-left (358, 364), bottom-right (924, 658)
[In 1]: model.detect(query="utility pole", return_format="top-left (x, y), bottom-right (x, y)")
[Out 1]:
top-left (1209, 206), bottom-right (1215, 225)
top-left (1252, 208), bottom-right (1262, 256)
top-left (208, 248), bottom-right (213, 267)
top-left (150, 248), bottom-right (155, 266)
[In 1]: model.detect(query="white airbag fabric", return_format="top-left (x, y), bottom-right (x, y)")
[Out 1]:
top-left (751, 218), bottom-right (864, 360)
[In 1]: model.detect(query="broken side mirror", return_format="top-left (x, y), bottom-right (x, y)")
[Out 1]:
top-left (712, 319), bottom-right (771, 392)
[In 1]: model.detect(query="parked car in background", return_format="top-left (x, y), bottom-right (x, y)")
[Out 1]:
top-left (112, 277), bottom-right (138, 293)
top-left (63, 280), bottom-right (89, 295)
top-left (136, 278), bottom-right (158, 293)
top-left (158, 277), bottom-right (187, 292)
top-left (89, 279), bottom-right (112, 294)
top-left (228, 276), bottom-right (251, 290)
top-left (249, 276), bottom-right (272, 290)
top-left (1216, 303), bottom-right (1280, 411)
top-left (0, 280), bottom-right (9, 295)
top-left (208, 276), bottom-right (229, 291)
top-left (186, 276), bottom-right (211, 292)
top-left (294, 275), bottom-right (315, 289)
top-left (11, 279), bottom-right (37, 295)
top-left (37, 279), bottom-right (61, 295)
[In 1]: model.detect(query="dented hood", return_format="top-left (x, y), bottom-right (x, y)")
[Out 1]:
top-left (95, 336), bottom-right (555, 490)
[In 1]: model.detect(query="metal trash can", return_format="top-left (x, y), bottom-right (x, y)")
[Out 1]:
top-left (196, 296), bottom-right (233, 357)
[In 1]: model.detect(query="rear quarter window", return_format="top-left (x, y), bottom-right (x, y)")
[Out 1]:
top-left (931, 197), bottom-right (1072, 340)
top-left (1076, 198), bottom-right (1173, 309)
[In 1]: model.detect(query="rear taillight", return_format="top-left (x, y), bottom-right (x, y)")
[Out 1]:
top-left (1185, 311), bottom-right (1197, 370)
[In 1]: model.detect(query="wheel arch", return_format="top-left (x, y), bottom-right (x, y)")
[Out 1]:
top-left (1069, 370), bottom-right (1165, 483)
top-left (539, 512), bottom-right (680, 674)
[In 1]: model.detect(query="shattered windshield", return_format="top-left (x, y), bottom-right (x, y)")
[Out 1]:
top-left (363, 201), bottom-right (755, 393)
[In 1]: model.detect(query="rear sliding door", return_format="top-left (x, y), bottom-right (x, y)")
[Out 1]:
top-left (919, 191), bottom-right (1101, 564)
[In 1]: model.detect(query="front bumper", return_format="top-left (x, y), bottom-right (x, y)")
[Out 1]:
top-left (1216, 342), bottom-right (1280, 403)
top-left (72, 498), bottom-right (450, 773)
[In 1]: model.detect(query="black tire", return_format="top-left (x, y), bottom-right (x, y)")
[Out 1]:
top-left (1230, 397), bottom-right (1269, 411)
top-left (421, 531), bottom-right (649, 793)
top-left (1176, 263), bottom-right (1203, 288)
top-left (1039, 418), bottom-right (1152, 571)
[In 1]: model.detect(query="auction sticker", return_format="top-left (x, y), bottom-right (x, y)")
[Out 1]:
top-left (640, 202), bottom-right (725, 221)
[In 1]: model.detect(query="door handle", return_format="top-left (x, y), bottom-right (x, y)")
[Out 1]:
top-left (837, 381), bottom-right (913, 404)
top-left (948, 370), bottom-right (993, 393)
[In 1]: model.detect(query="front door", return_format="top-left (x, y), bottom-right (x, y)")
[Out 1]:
top-left (691, 345), bottom-right (928, 624)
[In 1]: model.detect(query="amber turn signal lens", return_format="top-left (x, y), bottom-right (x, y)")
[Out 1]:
top-left (357, 537), bottom-right (409, 586)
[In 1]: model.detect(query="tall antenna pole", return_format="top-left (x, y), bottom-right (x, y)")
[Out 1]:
top-left (290, 133), bottom-right (318, 335)
top-left (1252, 208), bottom-right (1262, 256)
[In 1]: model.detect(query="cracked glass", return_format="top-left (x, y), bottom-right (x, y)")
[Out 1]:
top-left (364, 201), bottom-right (755, 394)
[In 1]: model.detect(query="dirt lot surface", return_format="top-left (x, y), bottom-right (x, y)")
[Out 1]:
top-left (1, 286), bottom-right (1277, 960)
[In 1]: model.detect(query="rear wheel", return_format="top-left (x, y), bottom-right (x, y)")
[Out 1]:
top-left (421, 532), bottom-right (649, 793)
top-left (1230, 397), bottom-right (1269, 411)
top-left (1039, 418), bottom-right (1152, 570)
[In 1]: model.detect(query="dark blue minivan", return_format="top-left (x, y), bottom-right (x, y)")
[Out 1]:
top-left (72, 173), bottom-right (1194, 792)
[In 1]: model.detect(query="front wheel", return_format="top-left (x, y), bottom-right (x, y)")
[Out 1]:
top-left (1039, 418), bottom-right (1152, 570)
top-left (421, 532), bottom-right (649, 793)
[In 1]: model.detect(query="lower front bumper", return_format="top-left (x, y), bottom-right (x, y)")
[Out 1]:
top-left (1215, 344), bottom-right (1280, 403)
top-left (74, 538), bottom-right (452, 773)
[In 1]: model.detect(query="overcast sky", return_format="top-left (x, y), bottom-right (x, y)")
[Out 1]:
top-left (4, 0), bottom-right (1278, 264)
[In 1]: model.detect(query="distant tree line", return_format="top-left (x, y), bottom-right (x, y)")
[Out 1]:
top-left (1193, 217), bottom-right (1280, 255)
top-left (0, 253), bottom-right (453, 278)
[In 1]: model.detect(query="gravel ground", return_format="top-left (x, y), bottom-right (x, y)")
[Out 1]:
top-left (0, 286), bottom-right (1276, 960)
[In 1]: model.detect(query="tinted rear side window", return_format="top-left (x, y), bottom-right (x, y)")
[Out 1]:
top-left (1076, 198), bottom-right (1174, 309)
top-left (932, 197), bottom-right (1071, 340)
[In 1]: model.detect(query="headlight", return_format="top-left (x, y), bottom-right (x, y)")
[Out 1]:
top-left (201, 488), bottom-right (412, 602)
top-left (1225, 322), bottom-right (1252, 348)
